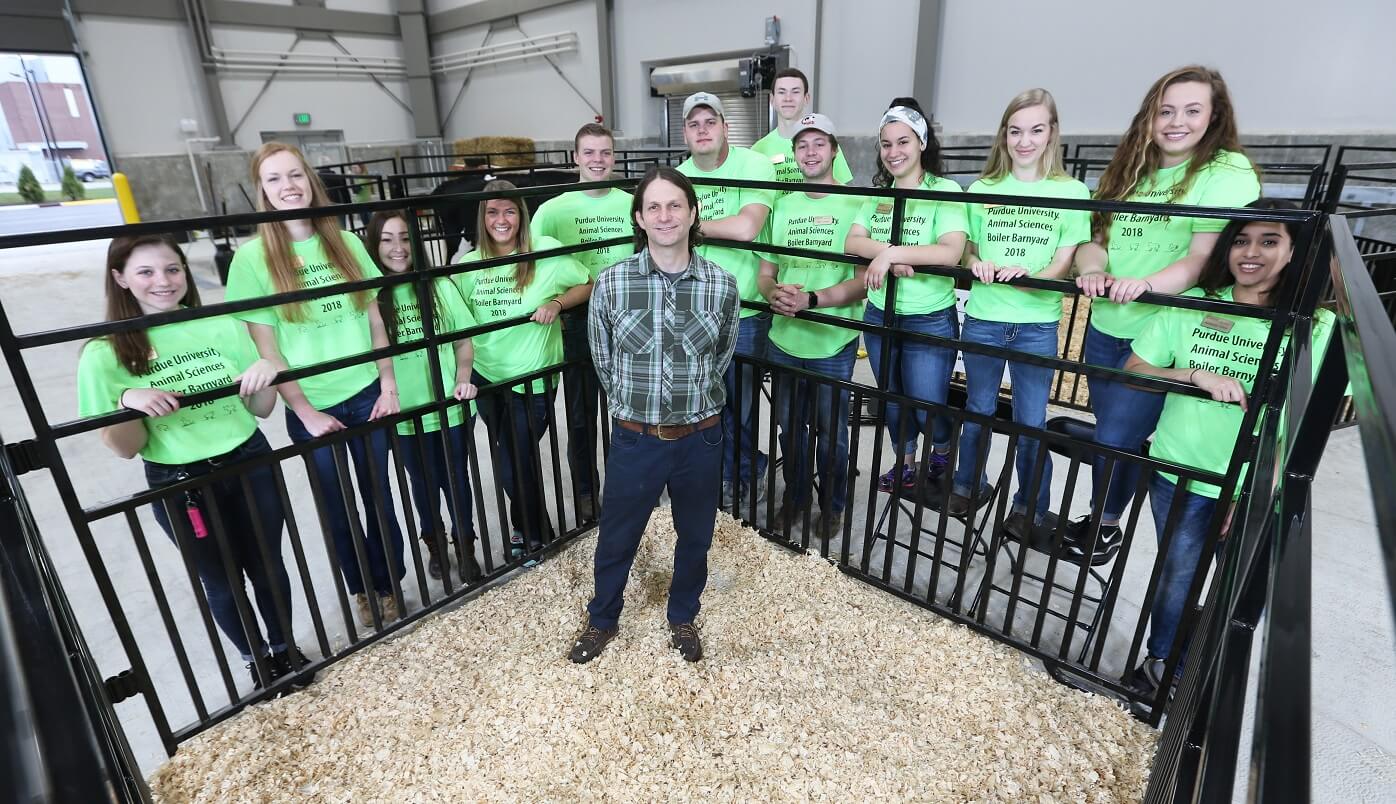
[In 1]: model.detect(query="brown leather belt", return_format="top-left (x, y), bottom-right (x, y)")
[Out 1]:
top-left (615, 415), bottom-right (720, 441)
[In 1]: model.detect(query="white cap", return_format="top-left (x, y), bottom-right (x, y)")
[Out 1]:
top-left (792, 113), bottom-right (836, 140)
top-left (880, 106), bottom-right (929, 151)
top-left (682, 92), bottom-right (725, 120)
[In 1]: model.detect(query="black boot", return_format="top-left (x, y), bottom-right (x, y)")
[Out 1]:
top-left (452, 528), bottom-right (482, 584)
top-left (422, 532), bottom-right (445, 580)
top-left (459, 535), bottom-right (483, 584)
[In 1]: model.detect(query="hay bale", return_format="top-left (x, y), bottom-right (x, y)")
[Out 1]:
top-left (454, 137), bottom-right (538, 168)
top-left (1054, 296), bottom-right (1094, 408)
top-left (149, 512), bottom-right (1154, 803)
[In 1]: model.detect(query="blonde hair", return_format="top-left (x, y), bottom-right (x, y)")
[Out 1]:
top-left (1092, 66), bottom-right (1258, 240)
top-left (475, 180), bottom-right (536, 292)
top-left (249, 142), bottom-right (369, 322)
top-left (980, 88), bottom-right (1068, 182)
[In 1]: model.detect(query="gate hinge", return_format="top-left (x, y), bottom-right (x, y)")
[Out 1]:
top-left (103, 669), bottom-right (142, 704)
top-left (3, 439), bottom-right (47, 475)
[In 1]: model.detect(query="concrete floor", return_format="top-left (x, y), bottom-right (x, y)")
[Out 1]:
top-left (0, 236), bottom-right (1391, 801)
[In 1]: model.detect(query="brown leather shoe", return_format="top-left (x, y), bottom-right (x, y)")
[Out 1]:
top-left (568, 621), bottom-right (618, 664)
top-left (669, 621), bottom-right (703, 662)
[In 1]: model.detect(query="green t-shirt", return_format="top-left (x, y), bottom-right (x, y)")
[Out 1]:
top-left (1133, 287), bottom-right (1335, 498)
top-left (678, 146), bottom-right (777, 318)
top-left (854, 174), bottom-right (968, 314)
top-left (531, 188), bottom-right (635, 280)
top-left (389, 279), bottom-right (478, 436)
top-left (1092, 150), bottom-right (1261, 340)
top-left (750, 128), bottom-right (855, 187)
top-left (767, 190), bottom-right (865, 359)
top-left (225, 231), bottom-right (382, 409)
top-left (77, 314), bottom-right (260, 465)
top-left (454, 235), bottom-right (589, 393)
top-left (965, 174), bottom-right (1092, 324)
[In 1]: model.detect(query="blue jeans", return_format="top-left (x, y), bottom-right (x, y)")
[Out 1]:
top-left (286, 382), bottom-right (405, 597)
top-left (146, 430), bottom-right (292, 662)
top-left (953, 316), bottom-right (1059, 518)
top-left (863, 303), bottom-right (959, 456)
top-left (562, 306), bottom-right (600, 499)
top-left (723, 312), bottom-right (770, 486)
top-left (395, 419), bottom-right (476, 542)
top-left (473, 373), bottom-right (557, 546)
top-left (1146, 473), bottom-right (1219, 659)
top-left (587, 420), bottom-right (724, 629)
top-left (766, 339), bottom-right (858, 513)
top-left (1083, 325), bottom-right (1167, 522)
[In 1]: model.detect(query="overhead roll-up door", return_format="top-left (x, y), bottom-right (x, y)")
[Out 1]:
top-left (650, 56), bottom-right (776, 149)
top-left (664, 91), bottom-right (768, 149)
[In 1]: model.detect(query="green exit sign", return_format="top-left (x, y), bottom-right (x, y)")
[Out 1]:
top-left (294, 112), bottom-right (312, 126)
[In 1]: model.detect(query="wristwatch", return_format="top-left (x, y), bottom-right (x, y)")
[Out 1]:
top-left (807, 291), bottom-right (819, 310)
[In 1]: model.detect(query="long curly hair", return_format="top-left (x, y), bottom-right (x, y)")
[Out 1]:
top-left (1092, 66), bottom-right (1258, 241)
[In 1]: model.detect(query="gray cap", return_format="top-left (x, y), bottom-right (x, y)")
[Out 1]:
top-left (792, 112), bottom-right (836, 140)
top-left (682, 92), bottom-right (725, 120)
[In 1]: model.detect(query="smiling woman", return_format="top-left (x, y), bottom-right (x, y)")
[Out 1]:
top-left (1118, 198), bottom-right (1335, 699)
top-left (223, 141), bottom-right (408, 630)
top-left (951, 88), bottom-right (1093, 529)
top-left (844, 98), bottom-right (968, 494)
top-left (367, 210), bottom-right (483, 585)
top-left (1066, 66), bottom-right (1261, 566)
top-left (453, 180), bottom-right (591, 559)
top-left (75, 234), bottom-right (311, 692)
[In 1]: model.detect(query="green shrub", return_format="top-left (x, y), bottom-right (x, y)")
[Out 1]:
top-left (60, 165), bottom-right (85, 201)
top-left (16, 165), bottom-right (44, 204)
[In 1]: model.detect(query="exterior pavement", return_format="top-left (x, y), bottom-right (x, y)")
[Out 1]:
top-left (0, 199), bottom-right (123, 235)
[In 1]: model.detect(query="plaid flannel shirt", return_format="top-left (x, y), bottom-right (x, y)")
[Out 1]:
top-left (588, 248), bottom-right (741, 425)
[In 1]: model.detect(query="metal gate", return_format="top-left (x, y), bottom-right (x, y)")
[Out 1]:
top-left (1, 174), bottom-right (1387, 803)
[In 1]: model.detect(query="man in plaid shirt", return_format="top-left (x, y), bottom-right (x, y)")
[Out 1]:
top-left (568, 166), bottom-right (740, 664)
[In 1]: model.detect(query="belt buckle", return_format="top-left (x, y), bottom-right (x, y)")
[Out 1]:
top-left (655, 424), bottom-right (680, 441)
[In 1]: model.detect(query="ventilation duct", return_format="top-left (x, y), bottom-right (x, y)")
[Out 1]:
top-left (649, 58), bottom-right (745, 97)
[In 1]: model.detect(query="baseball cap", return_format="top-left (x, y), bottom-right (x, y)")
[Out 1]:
top-left (792, 113), bottom-right (836, 141)
top-left (683, 92), bottom-right (725, 120)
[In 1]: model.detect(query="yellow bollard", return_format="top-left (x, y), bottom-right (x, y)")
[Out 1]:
top-left (113, 172), bottom-right (140, 223)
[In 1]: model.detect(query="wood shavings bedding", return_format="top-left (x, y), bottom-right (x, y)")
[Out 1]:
top-left (149, 510), bottom-right (1154, 803)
